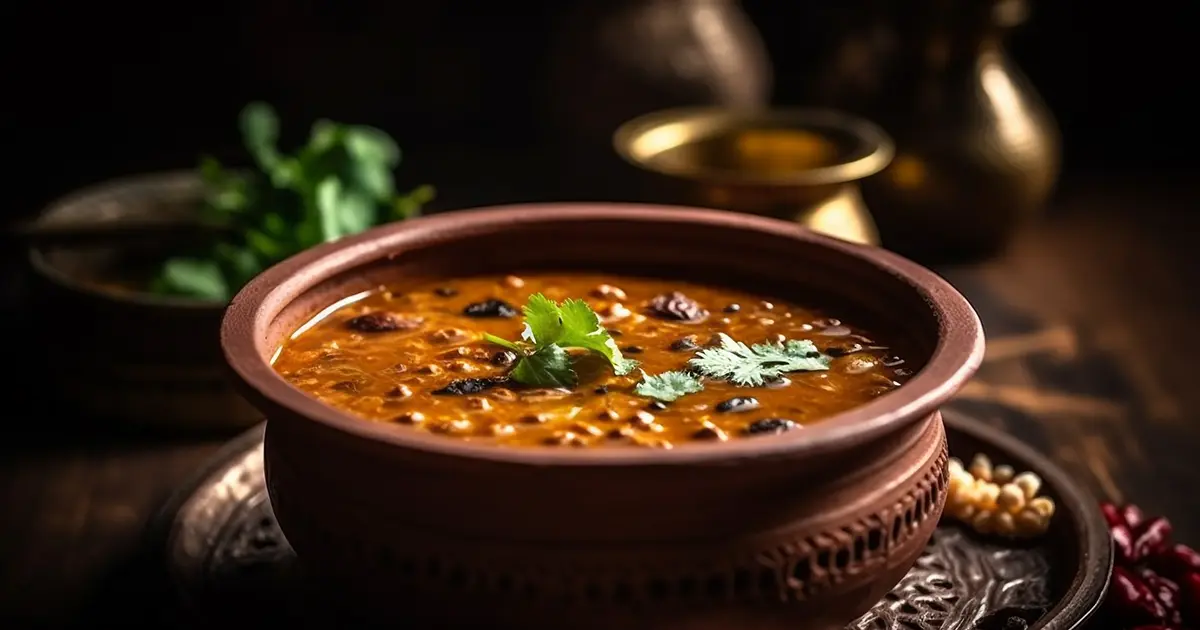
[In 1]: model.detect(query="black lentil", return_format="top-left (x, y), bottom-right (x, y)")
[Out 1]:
top-left (462, 299), bottom-right (518, 318)
top-left (746, 418), bottom-right (799, 435)
top-left (669, 337), bottom-right (699, 352)
top-left (347, 312), bottom-right (418, 332)
top-left (432, 378), bottom-right (505, 396)
top-left (716, 397), bottom-right (760, 413)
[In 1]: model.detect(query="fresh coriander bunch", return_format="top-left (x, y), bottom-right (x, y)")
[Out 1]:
top-left (152, 102), bottom-right (435, 302)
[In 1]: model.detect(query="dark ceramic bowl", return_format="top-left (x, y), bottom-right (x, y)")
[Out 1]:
top-left (220, 203), bottom-right (985, 630)
top-left (28, 171), bottom-right (259, 432)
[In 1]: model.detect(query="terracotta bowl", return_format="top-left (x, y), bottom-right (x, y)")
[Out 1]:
top-left (220, 203), bottom-right (985, 630)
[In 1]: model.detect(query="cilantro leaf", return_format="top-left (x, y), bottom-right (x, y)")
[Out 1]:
top-left (556, 298), bottom-right (638, 375)
top-left (483, 333), bottom-right (523, 352)
top-left (239, 102), bottom-right (281, 171)
top-left (315, 177), bottom-right (344, 241)
top-left (521, 293), bottom-right (565, 344)
top-left (634, 370), bottom-right (705, 402)
top-left (689, 333), bottom-right (831, 386)
top-left (155, 258), bottom-right (230, 301)
top-left (509, 345), bottom-right (576, 388)
top-left (486, 294), bottom-right (638, 387)
top-left (343, 125), bottom-right (401, 166)
top-left (393, 184), bottom-right (436, 221)
top-left (212, 242), bottom-right (263, 289)
top-left (149, 102), bottom-right (434, 303)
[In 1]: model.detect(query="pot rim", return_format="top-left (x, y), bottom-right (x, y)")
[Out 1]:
top-left (221, 203), bottom-right (984, 467)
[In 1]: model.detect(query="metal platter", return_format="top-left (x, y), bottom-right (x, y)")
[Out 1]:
top-left (143, 409), bottom-right (1111, 629)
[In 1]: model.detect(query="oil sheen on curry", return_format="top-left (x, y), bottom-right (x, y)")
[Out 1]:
top-left (273, 273), bottom-right (911, 448)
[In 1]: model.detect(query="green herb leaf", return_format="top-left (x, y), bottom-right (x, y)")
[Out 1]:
top-left (315, 177), bottom-right (344, 241)
top-left (487, 294), bottom-right (637, 387)
top-left (393, 184), bottom-right (435, 221)
top-left (152, 102), bottom-right (433, 303)
top-left (689, 333), bottom-right (831, 387)
top-left (509, 345), bottom-right (576, 388)
top-left (306, 119), bottom-right (343, 154)
top-left (634, 370), bottom-right (705, 402)
top-left (239, 102), bottom-right (281, 170)
top-left (337, 190), bottom-right (377, 235)
top-left (344, 126), bottom-right (401, 166)
top-left (350, 160), bottom-right (395, 202)
top-left (521, 293), bottom-right (565, 344)
top-left (156, 258), bottom-right (230, 301)
top-left (556, 298), bottom-right (637, 375)
top-left (212, 243), bottom-right (263, 290)
top-left (483, 333), bottom-right (523, 352)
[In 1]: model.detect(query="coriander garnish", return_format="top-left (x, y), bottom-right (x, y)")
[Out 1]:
top-left (153, 102), bottom-right (434, 302)
top-left (485, 294), bottom-right (638, 388)
top-left (632, 333), bottom-right (830, 403)
top-left (688, 333), bottom-right (831, 386)
top-left (633, 370), bottom-right (704, 402)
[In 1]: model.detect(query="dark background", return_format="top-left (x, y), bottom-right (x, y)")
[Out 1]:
top-left (1, 2), bottom-right (1198, 626)
top-left (1, 0), bottom-right (1193, 219)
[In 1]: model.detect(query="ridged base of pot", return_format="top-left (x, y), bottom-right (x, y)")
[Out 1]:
top-left (263, 414), bottom-right (948, 630)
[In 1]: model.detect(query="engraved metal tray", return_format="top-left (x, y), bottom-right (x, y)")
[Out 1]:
top-left (143, 410), bottom-right (1111, 629)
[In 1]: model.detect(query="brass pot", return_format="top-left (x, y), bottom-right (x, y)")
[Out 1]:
top-left (810, 0), bottom-right (1061, 261)
top-left (613, 107), bottom-right (893, 245)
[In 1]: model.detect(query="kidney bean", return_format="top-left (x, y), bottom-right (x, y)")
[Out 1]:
top-left (1180, 572), bottom-right (1200, 623)
top-left (1150, 544), bottom-right (1200, 581)
top-left (1110, 567), bottom-right (1169, 624)
top-left (1113, 523), bottom-right (1138, 565)
top-left (1143, 571), bottom-right (1184, 626)
top-left (1123, 504), bottom-right (1147, 528)
top-left (1103, 502), bottom-right (1127, 529)
top-left (1133, 517), bottom-right (1175, 560)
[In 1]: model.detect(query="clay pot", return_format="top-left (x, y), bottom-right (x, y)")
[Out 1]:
top-left (220, 203), bottom-right (984, 630)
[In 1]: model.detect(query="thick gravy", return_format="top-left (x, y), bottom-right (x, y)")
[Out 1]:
top-left (273, 273), bottom-right (911, 448)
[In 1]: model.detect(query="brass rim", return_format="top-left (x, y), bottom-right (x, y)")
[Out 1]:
top-left (613, 107), bottom-right (895, 187)
top-left (27, 170), bottom-right (225, 311)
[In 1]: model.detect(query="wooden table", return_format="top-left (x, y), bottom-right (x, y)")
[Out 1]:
top-left (1, 172), bottom-right (1196, 627)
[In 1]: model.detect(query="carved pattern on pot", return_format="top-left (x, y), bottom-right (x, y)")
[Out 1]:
top-left (268, 437), bottom-right (948, 607)
top-left (767, 445), bottom-right (949, 602)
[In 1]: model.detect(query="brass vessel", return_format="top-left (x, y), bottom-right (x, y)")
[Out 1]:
top-left (613, 107), bottom-right (893, 246)
top-left (812, 0), bottom-right (1060, 260)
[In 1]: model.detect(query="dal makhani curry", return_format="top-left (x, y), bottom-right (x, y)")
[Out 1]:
top-left (272, 273), bottom-right (912, 448)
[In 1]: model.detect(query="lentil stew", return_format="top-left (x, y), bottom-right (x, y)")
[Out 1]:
top-left (272, 273), bottom-right (912, 448)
